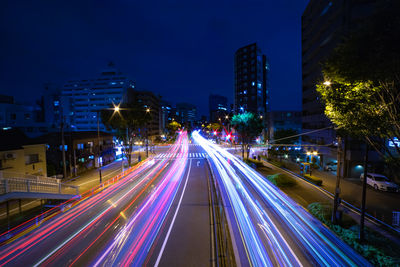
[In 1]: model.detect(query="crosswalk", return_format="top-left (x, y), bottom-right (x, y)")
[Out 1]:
top-left (154, 152), bottom-right (208, 159)
top-left (189, 144), bottom-right (201, 147)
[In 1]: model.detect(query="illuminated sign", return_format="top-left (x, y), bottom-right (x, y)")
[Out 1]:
top-left (388, 137), bottom-right (400, 147)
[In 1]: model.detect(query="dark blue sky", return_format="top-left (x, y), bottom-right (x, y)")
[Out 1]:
top-left (0, 0), bottom-right (308, 117)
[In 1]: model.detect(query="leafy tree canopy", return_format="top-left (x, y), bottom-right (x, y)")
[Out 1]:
top-left (166, 121), bottom-right (181, 134)
top-left (231, 112), bottom-right (263, 142)
top-left (317, 1), bottom-right (400, 170)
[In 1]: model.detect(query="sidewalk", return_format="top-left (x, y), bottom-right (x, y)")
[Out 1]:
top-left (265, 158), bottom-right (400, 228)
top-left (0, 148), bottom-right (159, 231)
top-left (258, 159), bottom-right (400, 246)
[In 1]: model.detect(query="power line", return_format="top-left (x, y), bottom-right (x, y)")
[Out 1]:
top-left (269, 126), bottom-right (334, 143)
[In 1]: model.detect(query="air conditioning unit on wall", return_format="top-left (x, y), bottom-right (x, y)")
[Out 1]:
top-left (4, 153), bottom-right (16, 160)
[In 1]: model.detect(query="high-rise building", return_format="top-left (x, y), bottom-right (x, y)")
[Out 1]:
top-left (302, 0), bottom-right (378, 176)
top-left (160, 100), bottom-right (172, 133)
top-left (61, 63), bottom-right (135, 132)
top-left (175, 103), bottom-right (197, 127)
top-left (134, 90), bottom-right (161, 138)
top-left (269, 111), bottom-right (302, 144)
top-left (234, 43), bottom-right (269, 116)
top-left (209, 94), bottom-right (228, 122)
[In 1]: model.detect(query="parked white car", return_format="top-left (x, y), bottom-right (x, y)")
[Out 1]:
top-left (360, 173), bottom-right (399, 192)
top-left (324, 162), bottom-right (337, 172)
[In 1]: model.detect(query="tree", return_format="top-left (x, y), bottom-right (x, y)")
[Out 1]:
top-left (166, 121), bottom-right (181, 138)
top-left (316, 1), bottom-right (400, 241)
top-left (316, 0), bottom-right (400, 172)
top-left (101, 97), bottom-right (148, 166)
top-left (231, 112), bottom-right (263, 159)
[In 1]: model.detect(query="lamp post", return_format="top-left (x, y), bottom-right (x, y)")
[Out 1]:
top-left (146, 108), bottom-right (150, 158)
top-left (96, 110), bottom-right (102, 184)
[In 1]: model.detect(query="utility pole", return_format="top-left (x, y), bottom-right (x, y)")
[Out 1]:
top-left (61, 116), bottom-right (67, 179)
top-left (146, 108), bottom-right (150, 158)
top-left (97, 110), bottom-right (102, 184)
top-left (332, 136), bottom-right (342, 224)
top-left (360, 143), bottom-right (369, 242)
top-left (69, 124), bottom-right (73, 178)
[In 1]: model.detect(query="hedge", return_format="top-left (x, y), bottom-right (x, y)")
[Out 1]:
top-left (308, 203), bottom-right (400, 266)
top-left (266, 173), bottom-right (297, 188)
top-left (303, 174), bottom-right (323, 186)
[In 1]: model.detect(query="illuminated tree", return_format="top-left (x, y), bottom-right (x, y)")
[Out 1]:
top-left (231, 112), bottom-right (263, 159)
top-left (166, 121), bottom-right (182, 136)
top-left (316, 0), bottom-right (400, 172)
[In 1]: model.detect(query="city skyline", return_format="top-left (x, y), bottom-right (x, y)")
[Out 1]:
top-left (0, 1), bottom-right (308, 117)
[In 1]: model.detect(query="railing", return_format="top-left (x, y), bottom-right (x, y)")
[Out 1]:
top-left (206, 158), bottom-right (236, 267)
top-left (0, 171), bottom-right (79, 196)
top-left (0, 159), bottom-right (149, 244)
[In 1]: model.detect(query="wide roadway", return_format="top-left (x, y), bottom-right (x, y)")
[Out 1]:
top-left (0, 140), bottom-right (214, 266)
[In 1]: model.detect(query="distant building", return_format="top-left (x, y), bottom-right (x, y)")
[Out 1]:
top-left (234, 43), bottom-right (269, 116)
top-left (0, 95), bottom-right (48, 137)
top-left (41, 83), bottom-right (73, 131)
top-left (302, 0), bottom-right (379, 177)
top-left (175, 103), bottom-right (197, 127)
top-left (160, 101), bottom-right (172, 133)
top-left (0, 128), bottom-right (47, 176)
top-left (269, 111), bottom-right (302, 143)
top-left (209, 94), bottom-right (228, 123)
top-left (134, 90), bottom-right (161, 138)
top-left (33, 131), bottom-right (114, 177)
top-left (61, 62), bottom-right (135, 132)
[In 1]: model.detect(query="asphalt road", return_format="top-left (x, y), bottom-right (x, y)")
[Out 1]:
top-left (146, 143), bottom-right (212, 266)
top-left (0, 134), bottom-right (214, 266)
top-left (193, 132), bottom-right (371, 267)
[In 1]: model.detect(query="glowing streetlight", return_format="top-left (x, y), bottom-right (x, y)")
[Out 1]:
top-left (323, 81), bottom-right (331, 86)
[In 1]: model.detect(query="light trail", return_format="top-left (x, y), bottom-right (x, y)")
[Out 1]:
top-left (0, 135), bottom-right (185, 266)
top-left (192, 131), bottom-right (371, 267)
top-left (92, 131), bottom-right (189, 266)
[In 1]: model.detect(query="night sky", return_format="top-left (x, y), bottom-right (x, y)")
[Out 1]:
top-left (0, 0), bottom-right (308, 117)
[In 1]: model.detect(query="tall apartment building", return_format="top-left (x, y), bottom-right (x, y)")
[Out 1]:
top-left (61, 63), bottom-right (135, 132)
top-left (302, 0), bottom-right (378, 176)
top-left (209, 94), bottom-right (228, 123)
top-left (160, 101), bottom-right (172, 133)
top-left (134, 90), bottom-right (161, 138)
top-left (234, 43), bottom-right (269, 116)
top-left (175, 103), bottom-right (197, 127)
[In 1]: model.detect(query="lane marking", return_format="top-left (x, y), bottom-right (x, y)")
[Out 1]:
top-left (154, 159), bottom-right (192, 267)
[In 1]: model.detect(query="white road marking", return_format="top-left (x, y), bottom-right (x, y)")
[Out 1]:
top-left (154, 159), bottom-right (192, 267)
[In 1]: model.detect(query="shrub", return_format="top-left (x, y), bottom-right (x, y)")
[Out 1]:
top-left (244, 158), bottom-right (264, 168)
top-left (307, 203), bottom-right (399, 266)
top-left (304, 174), bottom-right (323, 186)
top-left (266, 173), bottom-right (297, 188)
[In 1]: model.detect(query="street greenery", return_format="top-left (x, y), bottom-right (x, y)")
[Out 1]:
top-left (316, 1), bottom-right (400, 174)
top-left (231, 112), bottom-right (263, 159)
top-left (303, 174), bottom-right (323, 186)
top-left (166, 121), bottom-right (181, 137)
top-left (266, 173), bottom-right (297, 188)
top-left (101, 91), bottom-right (148, 166)
top-left (308, 203), bottom-right (400, 266)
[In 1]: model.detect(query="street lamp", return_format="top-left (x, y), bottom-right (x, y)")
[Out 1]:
top-left (323, 81), bottom-right (332, 86)
top-left (146, 108), bottom-right (150, 157)
top-left (96, 110), bottom-right (102, 184)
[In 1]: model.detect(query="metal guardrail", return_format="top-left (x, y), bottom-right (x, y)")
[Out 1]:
top-left (0, 159), bottom-right (149, 245)
top-left (206, 158), bottom-right (236, 267)
top-left (0, 178), bottom-right (79, 196)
